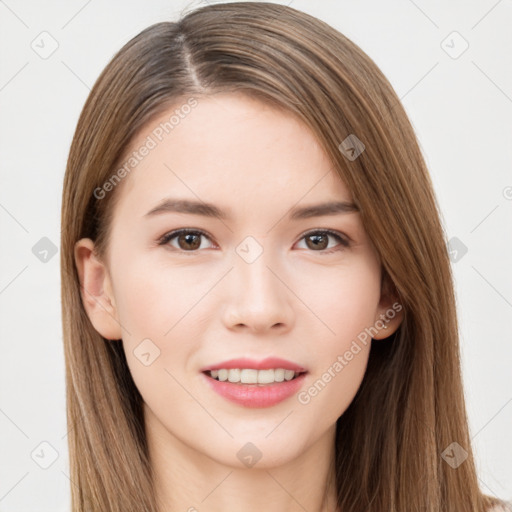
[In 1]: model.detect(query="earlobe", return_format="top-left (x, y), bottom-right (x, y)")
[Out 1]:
top-left (373, 273), bottom-right (404, 340)
top-left (372, 304), bottom-right (404, 340)
top-left (74, 238), bottom-right (123, 340)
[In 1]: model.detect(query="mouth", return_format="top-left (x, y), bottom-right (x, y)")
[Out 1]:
top-left (203, 368), bottom-right (308, 386)
top-left (200, 368), bottom-right (308, 408)
top-left (199, 357), bottom-right (309, 407)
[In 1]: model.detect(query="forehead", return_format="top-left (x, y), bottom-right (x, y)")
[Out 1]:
top-left (111, 93), bottom-right (353, 219)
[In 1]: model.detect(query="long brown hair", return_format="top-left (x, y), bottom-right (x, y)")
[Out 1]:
top-left (60, 2), bottom-right (504, 510)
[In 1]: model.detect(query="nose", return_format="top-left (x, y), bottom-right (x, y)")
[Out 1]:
top-left (222, 248), bottom-right (295, 334)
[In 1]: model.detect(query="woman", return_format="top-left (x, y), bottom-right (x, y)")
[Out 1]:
top-left (60, 2), bottom-right (510, 511)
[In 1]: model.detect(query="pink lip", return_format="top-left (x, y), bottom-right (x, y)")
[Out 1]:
top-left (201, 372), bottom-right (307, 408)
top-left (200, 357), bottom-right (307, 373)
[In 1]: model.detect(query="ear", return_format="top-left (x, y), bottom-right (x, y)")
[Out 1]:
top-left (74, 238), bottom-right (123, 341)
top-left (372, 271), bottom-right (404, 340)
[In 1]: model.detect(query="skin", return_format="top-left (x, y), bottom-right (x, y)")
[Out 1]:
top-left (75, 92), bottom-right (403, 512)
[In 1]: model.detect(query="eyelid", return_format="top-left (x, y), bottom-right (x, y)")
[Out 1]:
top-left (296, 228), bottom-right (351, 253)
top-left (298, 228), bottom-right (351, 245)
top-left (157, 227), bottom-right (351, 252)
top-left (157, 228), bottom-right (216, 250)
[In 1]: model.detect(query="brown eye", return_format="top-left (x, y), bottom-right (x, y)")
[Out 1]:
top-left (305, 233), bottom-right (329, 250)
top-left (297, 230), bottom-right (350, 253)
top-left (159, 229), bottom-right (213, 251)
top-left (176, 232), bottom-right (201, 250)
top-left (158, 228), bottom-right (350, 254)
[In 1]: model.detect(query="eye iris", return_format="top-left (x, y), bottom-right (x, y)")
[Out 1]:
top-left (166, 230), bottom-right (341, 252)
top-left (306, 233), bottom-right (328, 250)
top-left (178, 232), bottom-right (201, 250)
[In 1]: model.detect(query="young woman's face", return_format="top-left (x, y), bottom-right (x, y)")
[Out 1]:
top-left (77, 93), bottom-right (400, 469)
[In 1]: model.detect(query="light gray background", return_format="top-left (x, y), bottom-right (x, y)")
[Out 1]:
top-left (1, 1), bottom-right (511, 510)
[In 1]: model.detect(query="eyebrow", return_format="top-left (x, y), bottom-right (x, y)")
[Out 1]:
top-left (144, 198), bottom-right (359, 221)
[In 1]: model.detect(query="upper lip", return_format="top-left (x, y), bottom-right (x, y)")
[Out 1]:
top-left (201, 357), bottom-right (307, 373)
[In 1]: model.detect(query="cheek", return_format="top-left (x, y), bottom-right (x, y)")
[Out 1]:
top-left (110, 253), bottom-right (216, 403)
top-left (299, 346), bottom-right (370, 423)
top-left (114, 265), bottom-right (198, 420)
top-left (298, 255), bottom-right (382, 345)
top-left (112, 252), bottom-right (208, 340)
top-left (293, 257), bottom-right (380, 416)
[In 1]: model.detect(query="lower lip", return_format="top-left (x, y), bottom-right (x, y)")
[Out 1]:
top-left (201, 372), bottom-right (307, 408)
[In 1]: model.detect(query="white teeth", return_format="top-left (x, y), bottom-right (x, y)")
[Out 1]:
top-left (207, 368), bottom-right (302, 384)
top-left (241, 369), bottom-right (258, 383)
top-left (284, 369), bottom-right (295, 381)
top-left (257, 369), bottom-right (274, 384)
top-left (274, 368), bottom-right (285, 382)
top-left (227, 368), bottom-right (240, 383)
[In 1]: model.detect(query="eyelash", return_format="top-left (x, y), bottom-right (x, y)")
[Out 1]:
top-left (157, 228), bottom-right (350, 255)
